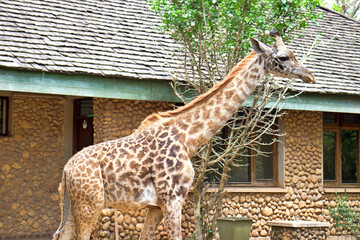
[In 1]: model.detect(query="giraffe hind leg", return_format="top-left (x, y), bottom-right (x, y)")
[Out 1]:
top-left (68, 174), bottom-right (104, 240)
top-left (54, 207), bottom-right (76, 240)
top-left (139, 206), bottom-right (163, 240)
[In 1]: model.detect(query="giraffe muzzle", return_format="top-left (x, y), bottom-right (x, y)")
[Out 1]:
top-left (301, 71), bottom-right (316, 83)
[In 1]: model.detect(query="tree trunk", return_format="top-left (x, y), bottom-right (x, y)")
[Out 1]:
top-left (193, 188), bottom-right (204, 240)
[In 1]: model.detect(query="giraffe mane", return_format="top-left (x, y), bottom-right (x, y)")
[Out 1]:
top-left (137, 51), bottom-right (258, 130)
top-left (137, 113), bottom-right (163, 131)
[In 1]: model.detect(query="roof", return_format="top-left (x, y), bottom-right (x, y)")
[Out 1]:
top-left (0, 2), bottom-right (359, 95)
top-left (0, 0), bottom-right (178, 80)
top-left (288, 6), bottom-right (360, 95)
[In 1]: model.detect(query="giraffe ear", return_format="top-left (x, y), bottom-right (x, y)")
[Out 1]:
top-left (250, 38), bottom-right (272, 55)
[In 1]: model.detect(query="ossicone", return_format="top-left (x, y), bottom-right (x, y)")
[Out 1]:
top-left (268, 30), bottom-right (285, 48)
top-left (269, 30), bottom-right (280, 38)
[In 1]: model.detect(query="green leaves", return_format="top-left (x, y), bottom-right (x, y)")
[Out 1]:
top-left (328, 192), bottom-right (360, 236)
top-left (148, 0), bottom-right (321, 74)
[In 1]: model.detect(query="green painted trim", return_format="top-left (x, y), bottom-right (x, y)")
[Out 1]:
top-left (280, 93), bottom-right (360, 114)
top-left (243, 93), bottom-right (360, 114)
top-left (0, 68), bottom-right (180, 102)
top-left (1, 68), bottom-right (360, 114)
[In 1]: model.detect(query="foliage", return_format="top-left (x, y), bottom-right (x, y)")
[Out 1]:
top-left (329, 0), bottom-right (360, 20)
top-left (328, 192), bottom-right (360, 237)
top-left (148, 0), bottom-right (322, 239)
top-left (149, 0), bottom-right (321, 83)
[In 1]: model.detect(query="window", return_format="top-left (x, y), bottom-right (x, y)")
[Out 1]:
top-left (227, 133), bottom-right (278, 186)
top-left (207, 116), bottom-right (280, 187)
top-left (323, 113), bottom-right (360, 187)
top-left (0, 97), bottom-right (9, 136)
top-left (205, 111), bottom-right (282, 188)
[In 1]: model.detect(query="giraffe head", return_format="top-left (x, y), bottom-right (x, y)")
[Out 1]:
top-left (250, 30), bottom-right (316, 83)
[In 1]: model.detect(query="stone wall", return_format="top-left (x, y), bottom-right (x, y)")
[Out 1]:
top-left (0, 95), bottom-right (65, 238)
top-left (3, 95), bottom-right (359, 239)
top-left (93, 98), bottom-right (173, 143)
top-left (270, 226), bottom-right (329, 240)
top-left (91, 109), bottom-right (332, 239)
top-left (93, 109), bottom-right (358, 239)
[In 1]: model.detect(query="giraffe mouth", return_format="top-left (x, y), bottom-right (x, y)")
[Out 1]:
top-left (301, 72), bottom-right (316, 83)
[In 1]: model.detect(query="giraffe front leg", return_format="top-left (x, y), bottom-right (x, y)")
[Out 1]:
top-left (73, 203), bottom-right (103, 240)
top-left (139, 206), bottom-right (163, 240)
top-left (163, 200), bottom-right (183, 240)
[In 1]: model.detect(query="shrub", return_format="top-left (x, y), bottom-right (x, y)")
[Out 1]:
top-left (328, 191), bottom-right (360, 238)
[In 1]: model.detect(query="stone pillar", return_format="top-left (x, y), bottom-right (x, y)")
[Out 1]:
top-left (283, 110), bottom-right (325, 221)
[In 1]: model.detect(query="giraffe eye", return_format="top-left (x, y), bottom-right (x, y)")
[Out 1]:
top-left (278, 56), bottom-right (289, 62)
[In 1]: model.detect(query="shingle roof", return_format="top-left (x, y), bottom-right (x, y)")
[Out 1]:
top-left (0, 1), bottom-right (359, 95)
top-left (0, 0), bottom-right (178, 80)
top-left (288, 6), bottom-right (360, 95)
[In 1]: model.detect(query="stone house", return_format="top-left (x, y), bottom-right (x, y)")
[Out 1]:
top-left (0, 0), bottom-right (359, 239)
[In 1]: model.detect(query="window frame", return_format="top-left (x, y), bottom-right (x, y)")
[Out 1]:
top-left (205, 113), bottom-right (283, 189)
top-left (0, 96), bottom-right (9, 136)
top-left (226, 115), bottom-right (281, 187)
top-left (323, 113), bottom-right (360, 188)
top-left (226, 140), bottom-right (279, 187)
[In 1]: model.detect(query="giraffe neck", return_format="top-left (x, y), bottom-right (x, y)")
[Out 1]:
top-left (173, 52), bottom-right (265, 155)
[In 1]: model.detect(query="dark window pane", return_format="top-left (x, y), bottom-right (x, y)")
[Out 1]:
top-left (341, 130), bottom-right (357, 183)
top-left (80, 99), bottom-right (93, 116)
top-left (323, 131), bottom-right (336, 181)
top-left (343, 114), bottom-right (357, 124)
top-left (256, 134), bottom-right (274, 180)
top-left (323, 113), bottom-right (336, 124)
top-left (256, 154), bottom-right (273, 180)
top-left (228, 156), bottom-right (250, 182)
top-left (0, 98), bottom-right (7, 135)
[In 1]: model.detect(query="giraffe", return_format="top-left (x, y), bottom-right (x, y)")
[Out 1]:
top-left (53, 31), bottom-right (315, 240)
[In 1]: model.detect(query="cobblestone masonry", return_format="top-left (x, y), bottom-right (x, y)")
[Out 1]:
top-left (270, 226), bottom-right (329, 240)
top-left (93, 98), bottom-right (173, 143)
top-left (0, 95), bottom-right (65, 238)
top-left (2, 97), bottom-right (359, 239)
top-left (92, 110), bottom-right (359, 239)
top-left (282, 111), bottom-right (324, 222)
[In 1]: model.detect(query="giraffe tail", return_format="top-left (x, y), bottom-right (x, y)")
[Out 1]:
top-left (52, 171), bottom-right (67, 240)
